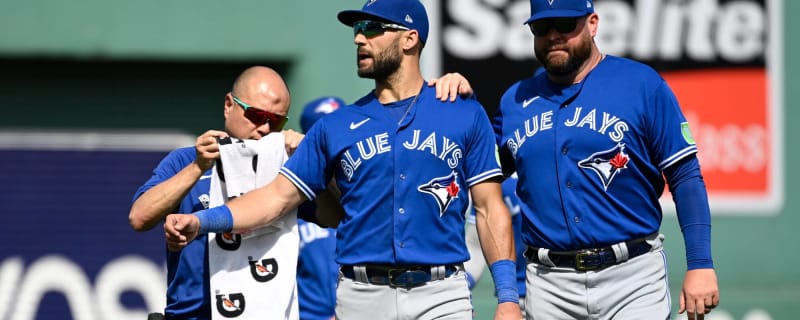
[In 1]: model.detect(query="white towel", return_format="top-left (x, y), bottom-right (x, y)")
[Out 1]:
top-left (208, 134), bottom-right (299, 320)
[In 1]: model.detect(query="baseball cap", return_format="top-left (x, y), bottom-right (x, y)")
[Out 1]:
top-left (300, 96), bottom-right (344, 133)
top-left (338, 0), bottom-right (429, 44)
top-left (525, 0), bottom-right (594, 24)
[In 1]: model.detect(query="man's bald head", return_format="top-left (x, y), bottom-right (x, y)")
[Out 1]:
top-left (232, 66), bottom-right (291, 113)
top-left (225, 66), bottom-right (292, 139)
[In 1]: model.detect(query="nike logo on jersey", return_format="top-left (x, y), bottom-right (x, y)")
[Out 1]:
top-left (578, 143), bottom-right (629, 191)
top-left (522, 96), bottom-right (539, 108)
top-left (349, 118), bottom-right (370, 130)
top-left (418, 171), bottom-right (461, 216)
top-left (200, 174), bottom-right (213, 180)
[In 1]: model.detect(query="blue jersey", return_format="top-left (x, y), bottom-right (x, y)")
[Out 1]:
top-left (494, 55), bottom-right (697, 251)
top-left (132, 147), bottom-right (212, 318)
top-left (502, 175), bottom-right (527, 296)
top-left (297, 215), bottom-right (338, 320)
top-left (281, 85), bottom-right (502, 265)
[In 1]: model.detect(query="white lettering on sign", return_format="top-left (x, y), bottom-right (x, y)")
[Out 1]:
top-left (440, 0), bottom-right (767, 63)
top-left (0, 255), bottom-right (165, 320)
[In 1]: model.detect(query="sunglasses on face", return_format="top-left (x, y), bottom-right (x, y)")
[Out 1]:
top-left (528, 16), bottom-right (582, 37)
top-left (353, 20), bottom-right (410, 38)
top-left (231, 95), bottom-right (288, 131)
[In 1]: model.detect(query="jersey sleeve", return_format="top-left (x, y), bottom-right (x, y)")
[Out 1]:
top-left (465, 102), bottom-right (503, 186)
top-left (280, 119), bottom-right (330, 200)
top-left (131, 147), bottom-right (193, 202)
top-left (493, 88), bottom-right (516, 176)
top-left (647, 79), bottom-right (698, 171)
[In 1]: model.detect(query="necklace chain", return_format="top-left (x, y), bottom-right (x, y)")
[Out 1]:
top-left (397, 86), bottom-right (423, 126)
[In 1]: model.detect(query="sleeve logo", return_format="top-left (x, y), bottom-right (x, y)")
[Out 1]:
top-left (681, 122), bottom-right (696, 145)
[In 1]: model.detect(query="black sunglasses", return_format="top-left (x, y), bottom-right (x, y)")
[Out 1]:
top-left (528, 16), bottom-right (583, 37)
top-left (231, 95), bottom-right (288, 131)
top-left (353, 20), bottom-right (410, 38)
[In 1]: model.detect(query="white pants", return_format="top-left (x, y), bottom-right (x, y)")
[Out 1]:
top-left (525, 234), bottom-right (671, 320)
top-left (335, 269), bottom-right (472, 320)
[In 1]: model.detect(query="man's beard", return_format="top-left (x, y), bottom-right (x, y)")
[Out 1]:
top-left (358, 39), bottom-right (403, 80)
top-left (535, 32), bottom-right (592, 77)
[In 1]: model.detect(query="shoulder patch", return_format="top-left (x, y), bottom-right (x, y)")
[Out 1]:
top-left (681, 122), bottom-right (696, 144)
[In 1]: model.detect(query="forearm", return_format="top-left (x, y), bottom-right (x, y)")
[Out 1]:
top-left (666, 156), bottom-right (714, 270)
top-left (129, 162), bottom-right (204, 231)
top-left (463, 222), bottom-right (487, 289)
top-left (223, 174), bottom-right (306, 233)
top-left (475, 199), bottom-right (519, 304)
top-left (672, 176), bottom-right (714, 270)
top-left (475, 200), bottom-right (516, 264)
top-left (471, 180), bottom-right (519, 304)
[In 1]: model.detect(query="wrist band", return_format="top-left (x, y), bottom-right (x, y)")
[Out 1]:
top-left (490, 259), bottom-right (519, 304)
top-left (195, 205), bottom-right (233, 234)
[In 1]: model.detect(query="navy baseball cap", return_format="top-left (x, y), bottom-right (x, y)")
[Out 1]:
top-left (338, 0), bottom-right (429, 44)
top-left (525, 0), bottom-right (594, 24)
top-left (300, 96), bottom-right (344, 133)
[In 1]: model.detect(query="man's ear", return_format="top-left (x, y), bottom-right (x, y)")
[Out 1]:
top-left (588, 13), bottom-right (600, 37)
top-left (402, 30), bottom-right (421, 51)
top-left (223, 93), bottom-right (234, 119)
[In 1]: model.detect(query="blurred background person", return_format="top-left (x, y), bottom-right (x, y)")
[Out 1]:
top-left (296, 96), bottom-right (344, 320)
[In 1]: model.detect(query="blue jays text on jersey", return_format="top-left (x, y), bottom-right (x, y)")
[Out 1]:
top-left (280, 85), bottom-right (502, 266)
top-left (340, 129), bottom-right (465, 182)
top-left (132, 147), bottom-right (213, 318)
top-left (494, 55), bottom-right (698, 251)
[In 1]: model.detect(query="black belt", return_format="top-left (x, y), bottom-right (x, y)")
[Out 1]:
top-left (524, 236), bottom-right (653, 271)
top-left (340, 264), bottom-right (460, 288)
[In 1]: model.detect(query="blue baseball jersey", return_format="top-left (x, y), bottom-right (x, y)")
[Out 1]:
top-left (297, 214), bottom-right (337, 320)
top-left (132, 146), bottom-right (212, 318)
top-left (501, 175), bottom-right (527, 296)
top-left (494, 55), bottom-right (697, 251)
top-left (281, 85), bottom-right (502, 266)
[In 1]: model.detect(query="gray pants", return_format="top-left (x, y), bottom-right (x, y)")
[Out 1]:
top-left (335, 269), bottom-right (473, 320)
top-left (525, 234), bottom-right (671, 320)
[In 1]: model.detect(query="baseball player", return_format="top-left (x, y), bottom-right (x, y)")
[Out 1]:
top-left (492, 0), bottom-right (720, 319)
top-left (164, 0), bottom-right (521, 319)
top-left (295, 96), bottom-right (344, 320)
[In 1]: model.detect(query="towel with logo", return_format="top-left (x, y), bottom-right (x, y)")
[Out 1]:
top-left (208, 134), bottom-right (299, 320)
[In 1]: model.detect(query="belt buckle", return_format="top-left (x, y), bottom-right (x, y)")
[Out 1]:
top-left (575, 249), bottom-right (601, 271)
top-left (388, 268), bottom-right (429, 287)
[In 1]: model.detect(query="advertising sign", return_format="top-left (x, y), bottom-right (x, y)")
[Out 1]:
top-left (0, 131), bottom-right (194, 319)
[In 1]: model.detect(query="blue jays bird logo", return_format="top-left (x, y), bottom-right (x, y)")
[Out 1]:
top-left (578, 143), bottom-right (630, 190)
top-left (418, 171), bottom-right (461, 216)
top-left (315, 98), bottom-right (341, 114)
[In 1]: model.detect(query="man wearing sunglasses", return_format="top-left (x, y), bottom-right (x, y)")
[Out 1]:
top-left (129, 66), bottom-right (308, 319)
top-left (164, 0), bottom-right (521, 319)
top-left (493, 0), bottom-right (720, 319)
